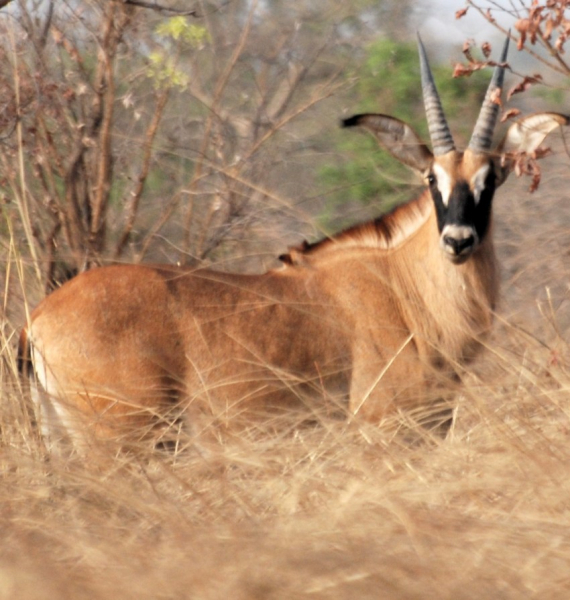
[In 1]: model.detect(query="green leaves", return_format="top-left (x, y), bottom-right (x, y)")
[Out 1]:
top-left (155, 18), bottom-right (210, 48)
top-left (147, 19), bottom-right (210, 89)
top-left (318, 38), bottom-right (490, 226)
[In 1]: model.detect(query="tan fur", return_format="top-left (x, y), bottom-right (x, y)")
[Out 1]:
top-left (19, 191), bottom-right (493, 451)
top-left (18, 113), bottom-right (568, 453)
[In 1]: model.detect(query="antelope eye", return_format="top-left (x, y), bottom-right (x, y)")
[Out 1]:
top-left (426, 173), bottom-right (437, 186)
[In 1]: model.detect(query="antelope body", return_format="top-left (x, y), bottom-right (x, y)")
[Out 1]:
top-left (19, 37), bottom-right (568, 453)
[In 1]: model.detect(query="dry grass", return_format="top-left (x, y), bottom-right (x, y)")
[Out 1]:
top-left (1, 160), bottom-right (570, 598)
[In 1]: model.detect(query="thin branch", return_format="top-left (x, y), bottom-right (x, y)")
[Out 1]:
top-left (7, 24), bottom-right (42, 284)
top-left (136, 192), bottom-right (182, 262)
top-left (466, 0), bottom-right (570, 76)
top-left (183, 0), bottom-right (259, 259)
top-left (39, 0), bottom-right (55, 49)
top-left (238, 75), bottom-right (345, 168)
top-left (89, 10), bottom-right (118, 248)
top-left (115, 88), bottom-right (171, 258)
top-left (89, 3), bottom-right (132, 260)
top-left (122, 0), bottom-right (199, 16)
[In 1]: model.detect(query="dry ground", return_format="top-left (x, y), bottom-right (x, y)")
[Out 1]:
top-left (1, 159), bottom-right (569, 599)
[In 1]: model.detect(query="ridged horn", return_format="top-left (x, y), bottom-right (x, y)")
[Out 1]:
top-left (418, 33), bottom-right (455, 156)
top-left (468, 35), bottom-right (510, 153)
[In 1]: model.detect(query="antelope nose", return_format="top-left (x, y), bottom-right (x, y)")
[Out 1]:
top-left (443, 234), bottom-right (475, 256)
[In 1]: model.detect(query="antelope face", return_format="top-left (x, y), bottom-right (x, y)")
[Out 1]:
top-left (428, 152), bottom-right (496, 264)
top-left (343, 34), bottom-right (510, 266)
top-left (415, 32), bottom-right (509, 265)
top-left (344, 34), bottom-right (568, 270)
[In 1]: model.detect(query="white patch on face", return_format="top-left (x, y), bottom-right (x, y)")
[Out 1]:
top-left (470, 164), bottom-right (490, 205)
top-left (440, 224), bottom-right (479, 262)
top-left (432, 163), bottom-right (452, 206)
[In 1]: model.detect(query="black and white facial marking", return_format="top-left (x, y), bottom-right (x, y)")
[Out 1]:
top-left (427, 152), bottom-right (497, 265)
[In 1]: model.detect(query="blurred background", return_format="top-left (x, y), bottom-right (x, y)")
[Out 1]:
top-left (1, 0), bottom-right (566, 291)
top-left (0, 3), bottom-right (569, 598)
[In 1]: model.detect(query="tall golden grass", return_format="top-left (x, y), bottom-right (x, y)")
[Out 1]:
top-left (1, 146), bottom-right (570, 599)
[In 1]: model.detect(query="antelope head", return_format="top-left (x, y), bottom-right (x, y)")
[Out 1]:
top-left (344, 36), bottom-right (569, 264)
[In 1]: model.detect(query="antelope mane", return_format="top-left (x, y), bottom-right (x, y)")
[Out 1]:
top-left (280, 192), bottom-right (432, 265)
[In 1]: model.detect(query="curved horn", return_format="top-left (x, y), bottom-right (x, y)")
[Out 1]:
top-left (468, 35), bottom-right (510, 153)
top-left (418, 33), bottom-right (455, 156)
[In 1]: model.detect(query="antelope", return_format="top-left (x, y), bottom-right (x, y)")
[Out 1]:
top-left (18, 36), bottom-right (568, 454)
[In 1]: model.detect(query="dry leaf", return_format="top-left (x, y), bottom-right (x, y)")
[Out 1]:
top-left (462, 39), bottom-right (475, 62)
top-left (515, 18), bottom-right (530, 49)
top-left (490, 87), bottom-right (502, 106)
top-left (500, 108), bottom-right (521, 123)
top-left (530, 166), bottom-right (541, 193)
top-left (453, 63), bottom-right (474, 78)
top-left (544, 16), bottom-right (554, 41)
top-left (507, 75), bottom-right (542, 100)
top-left (515, 18), bottom-right (530, 35)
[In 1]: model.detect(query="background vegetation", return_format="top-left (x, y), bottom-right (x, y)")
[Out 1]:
top-left (1, 0), bottom-right (570, 598)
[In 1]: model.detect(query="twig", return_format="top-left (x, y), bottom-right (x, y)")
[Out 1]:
top-left (7, 24), bottom-right (42, 285)
top-left (239, 75), bottom-right (345, 167)
top-left (115, 88), bottom-right (171, 258)
top-left (466, 0), bottom-right (570, 76)
top-left (90, 3), bottom-right (131, 255)
top-left (122, 0), bottom-right (199, 16)
top-left (184, 0), bottom-right (259, 260)
top-left (136, 191), bottom-right (182, 262)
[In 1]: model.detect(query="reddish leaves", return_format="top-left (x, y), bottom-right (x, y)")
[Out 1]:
top-left (481, 41), bottom-right (492, 58)
top-left (500, 108), bottom-right (522, 123)
top-left (455, 40), bottom-right (490, 77)
top-left (470, 1), bottom-right (569, 56)
top-left (453, 40), bottom-right (509, 80)
top-left (513, 1), bottom-right (570, 52)
top-left (507, 74), bottom-right (543, 100)
top-left (508, 147), bottom-right (553, 193)
top-left (489, 86), bottom-right (502, 106)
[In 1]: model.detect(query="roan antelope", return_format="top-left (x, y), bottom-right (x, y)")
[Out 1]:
top-left (18, 36), bottom-right (569, 454)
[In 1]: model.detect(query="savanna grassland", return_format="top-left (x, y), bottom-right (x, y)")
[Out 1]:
top-left (1, 1), bottom-right (570, 598)
top-left (1, 141), bottom-right (570, 600)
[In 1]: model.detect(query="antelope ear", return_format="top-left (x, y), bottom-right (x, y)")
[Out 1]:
top-left (343, 114), bottom-right (433, 174)
top-left (495, 112), bottom-right (569, 186)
